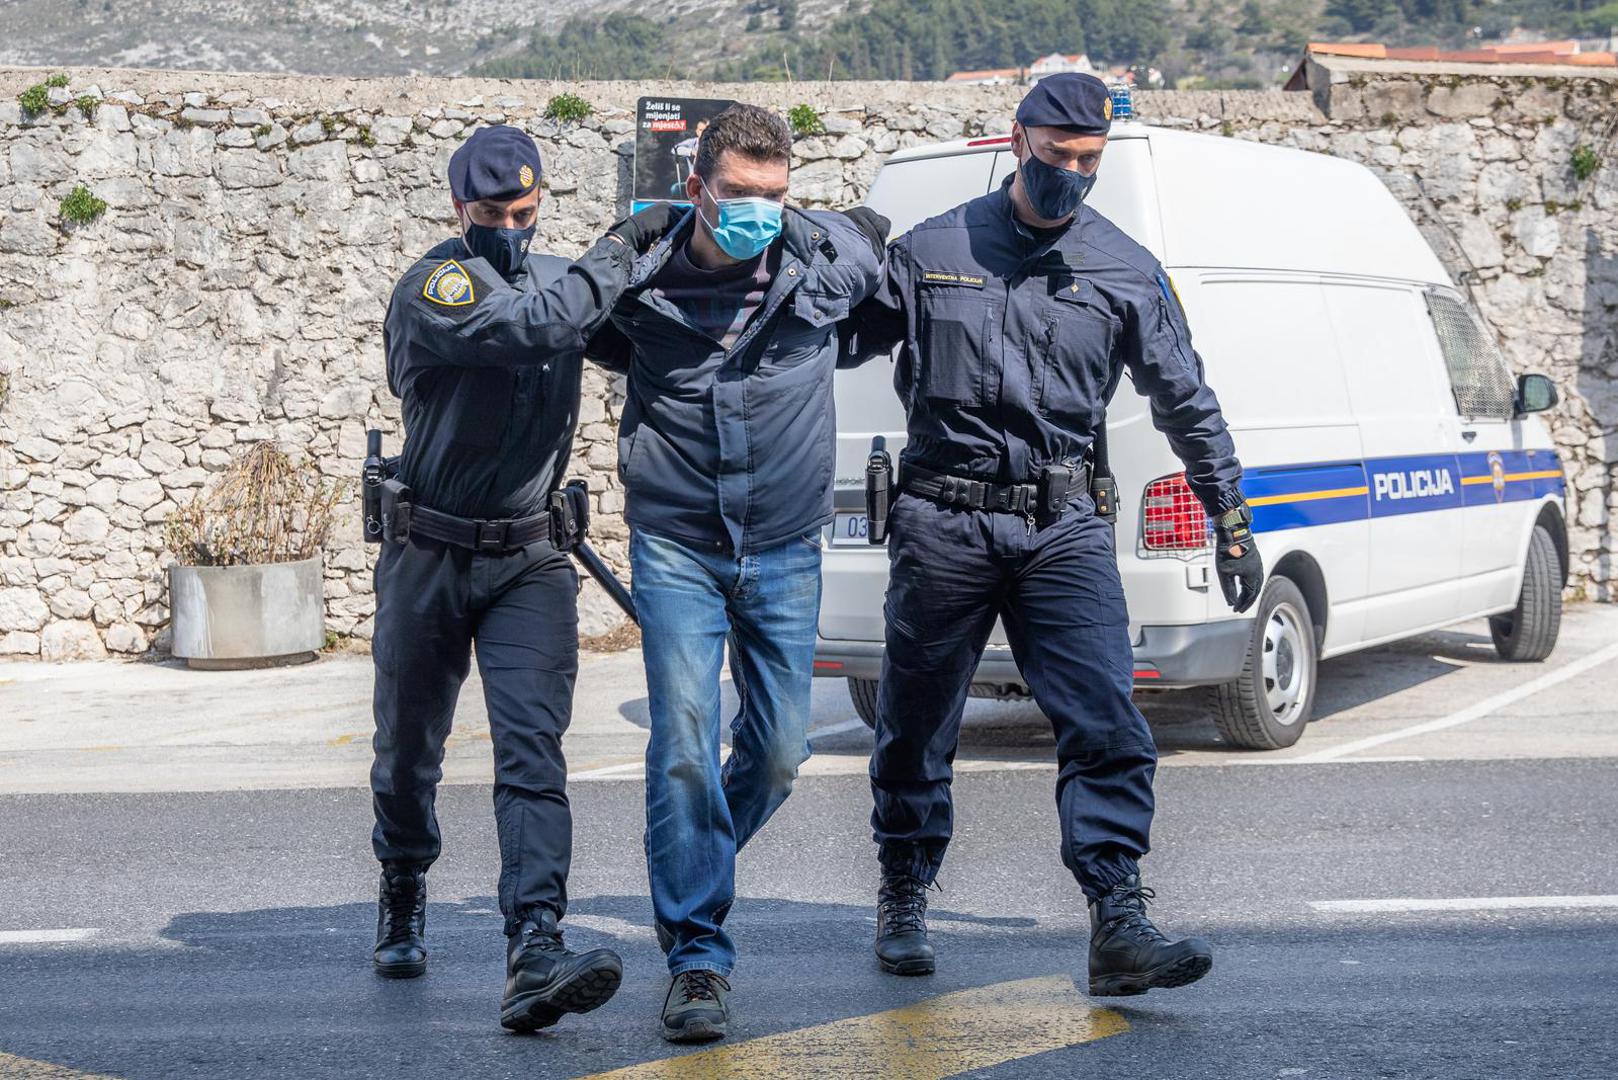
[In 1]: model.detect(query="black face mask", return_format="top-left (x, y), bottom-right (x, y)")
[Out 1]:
top-left (1019, 149), bottom-right (1096, 222)
top-left (463, 221), bottom-right (534, 279)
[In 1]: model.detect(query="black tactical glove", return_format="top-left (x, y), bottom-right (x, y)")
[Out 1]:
top-left (608, 202), bottom-right (680, 254)
top-left (841, 206), bottom-right (892, 259)
top-left (1213, 504), bottom-right (1263, 614)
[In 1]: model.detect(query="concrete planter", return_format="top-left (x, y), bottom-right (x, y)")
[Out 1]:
top-left (168, 556), bottom-right (325, 669)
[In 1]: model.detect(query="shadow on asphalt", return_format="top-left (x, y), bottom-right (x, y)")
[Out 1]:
top-left (5, 904), bottom-right (1611, 1079)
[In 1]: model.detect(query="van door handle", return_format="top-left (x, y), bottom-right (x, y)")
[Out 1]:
top-left (1461, 429), bottom-right (1477, 442)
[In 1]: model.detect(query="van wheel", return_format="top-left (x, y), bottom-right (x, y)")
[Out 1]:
top-left (849, 677), bottom-right (880, 729)
top-left (1210, 576), bottom-right (1317, 750)
top-left (1490, 524), bottom-right (1562, 662)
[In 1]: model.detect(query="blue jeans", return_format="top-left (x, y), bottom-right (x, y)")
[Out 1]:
top-left (632, 528), bottom-right (823, 976)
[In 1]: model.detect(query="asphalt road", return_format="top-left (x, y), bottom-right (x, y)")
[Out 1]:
top-left (3, 606), bottom-right (1617, 1078)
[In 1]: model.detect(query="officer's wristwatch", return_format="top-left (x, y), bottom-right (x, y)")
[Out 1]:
top-left (1213, 504), bottom-right (1253, 545)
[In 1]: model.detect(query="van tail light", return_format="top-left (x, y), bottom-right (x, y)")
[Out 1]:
top-left (1141, 473), bottom-right (1212, 552)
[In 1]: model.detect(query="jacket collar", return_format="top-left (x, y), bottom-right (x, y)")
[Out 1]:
top-left (992, 175), bottom-right (1087, 264)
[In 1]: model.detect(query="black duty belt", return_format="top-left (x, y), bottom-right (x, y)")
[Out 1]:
top-left (400, 502), bottom-right (552, 552)
top-left (904, 463), bottom-right (1091, 519)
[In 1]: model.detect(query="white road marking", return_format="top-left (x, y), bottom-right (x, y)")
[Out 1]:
top-left (1311, 894), bottom-right (1618, 913)
top-left (809, 717), bottom-right (869, 741)
top-left (568, 760), bottom-right (645, 781)
top-left (564, 914), bottom-right (657, 942)
top-left (1293, 639), bottom-right (1618, 763)
top-left (1227, 755), bottom-right (1425, 766)
top-left (0, 928), bottom-right (99, 944)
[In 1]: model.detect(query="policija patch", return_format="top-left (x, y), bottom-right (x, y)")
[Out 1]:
top-left (423, 260), bottom-right (476, 307)
top-left (921, 270), bottom-right (987, 288)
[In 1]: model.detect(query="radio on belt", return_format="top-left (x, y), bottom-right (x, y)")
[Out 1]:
top-left (865, 436), bottom-right (894, 544)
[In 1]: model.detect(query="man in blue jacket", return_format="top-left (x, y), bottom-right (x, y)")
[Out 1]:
top-left (587, 103), bottom-right (886, 1043)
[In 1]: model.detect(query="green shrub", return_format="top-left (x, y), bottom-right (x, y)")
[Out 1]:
top-left (59, 185), bottom-right (108, 226)
top-left (75, 95), bottom-right (98, 121)
top-left (544, 92), bottom-right (592, 123)
top-left (18, 84), bottom-right (49, 116)
top-left (354, 124), bottom-right (377, 148)
top-left (787, 103), bottom-right (825, 137)
top-left (1571, 144), bottom-right (1601, 183)
top-left (44, 73), bottom-right (68, 88)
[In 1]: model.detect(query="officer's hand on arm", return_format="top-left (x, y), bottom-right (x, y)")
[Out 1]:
top-left (840, 207), bottom-right (891, 261)
top-left (1213, 504), bottom-right (1263, 613)
top-left (836, 233), bottom-right (909, 369)
top-left (607, 203), bottom-right (680, 255)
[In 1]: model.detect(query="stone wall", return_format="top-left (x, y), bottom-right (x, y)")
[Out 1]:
top-left (0, 67), bottom-right (1613, 659)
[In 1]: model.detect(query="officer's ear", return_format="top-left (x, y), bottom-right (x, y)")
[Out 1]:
top-left (1010, 122), bottom-right (1026, 161)
top-left (684, 168), bottom-right (705, 207)
top-left (451, 197), bottom-right (468, 232)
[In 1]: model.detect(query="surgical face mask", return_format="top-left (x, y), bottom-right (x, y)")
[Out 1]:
top-left (462, 220), bottom-right (534, 279)
top-left (1019, 148), bottom-right (1096, 223)
top-left (697, 180), bottom-right (783, 261)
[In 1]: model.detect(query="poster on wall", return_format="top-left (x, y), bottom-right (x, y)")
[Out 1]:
top-left (632, 96), bottom-right (737, 212)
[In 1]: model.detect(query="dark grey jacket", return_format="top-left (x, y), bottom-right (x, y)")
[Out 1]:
top-left (383, 236), bottom-right (632, 520)
top-left (588, 208), bottom-right (885, 555)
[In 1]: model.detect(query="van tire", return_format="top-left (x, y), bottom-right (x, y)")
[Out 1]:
top-left (1210, 576), bottom-right (1317, 751)
top-left (849, 677), bottom-right (880, 729)
top-left (1490, 525), bottom-right (1562, 663)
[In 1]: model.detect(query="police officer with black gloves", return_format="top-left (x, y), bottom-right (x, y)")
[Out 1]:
top-left (842, 74), bottom-right (1263, 996)
top-left (369, 125), bottom-right (671, 1031)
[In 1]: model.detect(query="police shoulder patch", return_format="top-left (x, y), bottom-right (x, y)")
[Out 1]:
top-left (423, 260), bottom-right (476, 307)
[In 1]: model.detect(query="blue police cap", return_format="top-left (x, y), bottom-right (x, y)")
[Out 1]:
top-left (1014, 73), bottom-right (1114, 134)
top-left (448, 125), bottom-right (542, 203)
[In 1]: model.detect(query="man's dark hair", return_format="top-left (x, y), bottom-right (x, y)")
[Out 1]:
top-left (694, 104), bottom-right (792, 180)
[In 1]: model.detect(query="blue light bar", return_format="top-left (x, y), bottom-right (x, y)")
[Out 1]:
top-left (1109, 83), bottom-right (1134, 120)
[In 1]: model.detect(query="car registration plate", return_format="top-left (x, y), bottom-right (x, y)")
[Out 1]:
top-left (831, 511), bottom-right (873, 546)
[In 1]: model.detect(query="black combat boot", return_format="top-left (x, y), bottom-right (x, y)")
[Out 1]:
top-left (499, 909), bottom-right (623, 1032)
top-left (1087, 874), bottom-right (1213, 996)
top-left (874, 869), bottom-right (935, 975)
top-left (373, 862), bottom-right (428, 979)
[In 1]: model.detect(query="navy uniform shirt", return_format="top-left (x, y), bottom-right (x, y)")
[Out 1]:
top-left (846, 177), bottom-right (1244, 515)
top-left (383, 235), bottom-right (632, 520)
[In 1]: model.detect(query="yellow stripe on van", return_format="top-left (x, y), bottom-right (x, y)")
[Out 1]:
top-left (1461, 470), bottom-right (1562, 485)
top-left (1248, 485), bottom-right (1369, 508)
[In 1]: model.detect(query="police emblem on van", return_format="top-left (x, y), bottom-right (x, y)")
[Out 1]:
top-left (1487, 451), bottom-right (1507, 503)
top-left (424, 260), bottom-right (476, 307)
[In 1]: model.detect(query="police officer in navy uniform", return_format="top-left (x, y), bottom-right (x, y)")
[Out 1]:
top-left (843, 74), bottom-right (1263, 996)
top-left (370, 125), bottom-right (670, 1030)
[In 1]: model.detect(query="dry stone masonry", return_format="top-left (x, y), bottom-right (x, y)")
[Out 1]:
top-left (0, 68), bottom-right (1614, 659)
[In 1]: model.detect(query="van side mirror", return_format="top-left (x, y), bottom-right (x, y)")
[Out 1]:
top-left (1515, 373), bottom-right (1557, 416)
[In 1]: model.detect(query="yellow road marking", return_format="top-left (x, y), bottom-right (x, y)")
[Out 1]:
top-left (1248, 485), bottom-right (1368, 507)
top-left (0, 1051), bottom-right (120, 1078)
top-left (578, 976), bottom-right (1128, 1080)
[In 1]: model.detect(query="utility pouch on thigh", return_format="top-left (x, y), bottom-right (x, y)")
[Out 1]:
top-left (380, 476), bottom-right (413, 543)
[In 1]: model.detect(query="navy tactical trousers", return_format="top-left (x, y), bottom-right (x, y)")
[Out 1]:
top-left (371, 535), bottom-right (578, 935)
top-left (870, 491), bottom-right (1157, 900)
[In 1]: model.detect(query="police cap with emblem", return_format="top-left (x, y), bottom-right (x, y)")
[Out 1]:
top-left (1015, 72), bottom-right (1114, 134)
top-left (449, 125), bottom-right (543, 203)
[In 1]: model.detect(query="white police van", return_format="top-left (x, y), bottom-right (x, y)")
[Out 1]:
top-left (815, 121), bottom-right (1568, 750)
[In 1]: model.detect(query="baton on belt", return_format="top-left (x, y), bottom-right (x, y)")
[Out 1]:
top-left (549, 480), bottom-right (638, 625)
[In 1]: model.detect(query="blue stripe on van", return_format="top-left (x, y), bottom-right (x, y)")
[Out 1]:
top-left (1242, 449), bottom-right (1563, 534)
